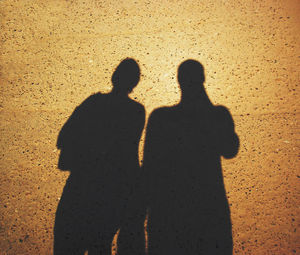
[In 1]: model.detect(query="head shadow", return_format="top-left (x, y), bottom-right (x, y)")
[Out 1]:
top-left (178, 59), bottom-right (205, 86)
top-left (111, 58), bottom-right (140, 95)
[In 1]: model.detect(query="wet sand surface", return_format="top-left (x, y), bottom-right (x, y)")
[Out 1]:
top-left (0, 0), bottom-right (299, 254)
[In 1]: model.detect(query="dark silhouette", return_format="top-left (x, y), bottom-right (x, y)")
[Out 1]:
top-left (54, 58), bottom-right (146, 254)
top-left (144, 60), bottom-right (239, 255)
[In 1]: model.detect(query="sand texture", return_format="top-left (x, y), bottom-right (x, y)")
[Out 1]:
top-left (0, 0), bottom-right (299, 254)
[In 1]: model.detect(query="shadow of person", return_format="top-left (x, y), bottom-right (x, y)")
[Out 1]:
top-left (144, 59), bottom-right (239, 255)
top-left (54, 58), bottom-right (146, 255)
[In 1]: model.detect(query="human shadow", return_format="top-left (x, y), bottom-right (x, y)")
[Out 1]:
top-left (143, 60), bottom-right (239, 255)
top-left (54, 58), bottom-right (146, 255)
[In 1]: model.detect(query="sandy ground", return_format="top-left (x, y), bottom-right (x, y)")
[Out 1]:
top-left (0, 0), bottom-right (299, 254)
